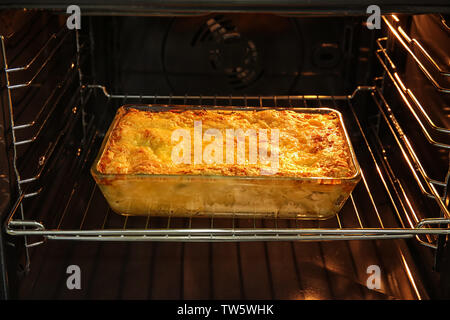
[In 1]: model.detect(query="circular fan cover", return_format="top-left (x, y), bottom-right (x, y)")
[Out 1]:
top-left (163, 14), bottom-right (303, 95)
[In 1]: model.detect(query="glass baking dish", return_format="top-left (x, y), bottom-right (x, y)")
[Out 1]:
top-left (91, 104), bottom-right (361, 220)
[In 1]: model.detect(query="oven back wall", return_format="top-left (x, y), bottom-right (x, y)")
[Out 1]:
top-left (89, 14), bottom-right (367, 97)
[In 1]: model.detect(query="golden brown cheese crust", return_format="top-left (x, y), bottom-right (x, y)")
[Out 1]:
top-left (97, 107), bottom-right (356, 178)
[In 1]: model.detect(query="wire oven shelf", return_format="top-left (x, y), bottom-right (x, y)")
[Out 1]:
top-left (3, 13), bottom-right (450, 247)
top-left (1, 17), bottom-right (87, 271)
top-left (4, 86), bottom-right (450, 247)
top-left (383, 15), bottom-right (450, 94)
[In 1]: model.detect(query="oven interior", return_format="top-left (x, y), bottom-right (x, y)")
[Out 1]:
top-left (1, 9), bottom-right (450, 299)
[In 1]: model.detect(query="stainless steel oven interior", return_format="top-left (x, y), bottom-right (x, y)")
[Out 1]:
top-left (1, 6), bottom-right (450, 299)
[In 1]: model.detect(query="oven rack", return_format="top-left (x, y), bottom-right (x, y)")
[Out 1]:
top-left (1, 24), bottom-right (86, 197)
top-left (375, 42), bottom-right (450, 187)
top-left (4, 87), bottom-right (450, 247)
top-left (379, 18), bottom-right (450, 146)
top-left (3, 13), bottom-right (450, 246)
top-left (376, 37), bottom-right (450, 141)
top-left (1, 17), bottom-right (87, 272)
top-left (383, 15), bottom-right (450, 94)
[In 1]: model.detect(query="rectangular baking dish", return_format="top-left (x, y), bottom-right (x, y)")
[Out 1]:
top-left (91, 105), bottom-right (361, 220)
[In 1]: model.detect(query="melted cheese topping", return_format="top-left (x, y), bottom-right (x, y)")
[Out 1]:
top-left (97, 107), bottom-right (356, 178)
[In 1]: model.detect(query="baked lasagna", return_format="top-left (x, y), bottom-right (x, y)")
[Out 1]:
top-left (97, 107), bottom-right (356, 178)
top-left (92, 105), bottom-right (360, 219)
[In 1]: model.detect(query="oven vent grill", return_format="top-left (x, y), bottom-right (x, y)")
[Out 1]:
top-left (191, 15), bottom-right (263, 90)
